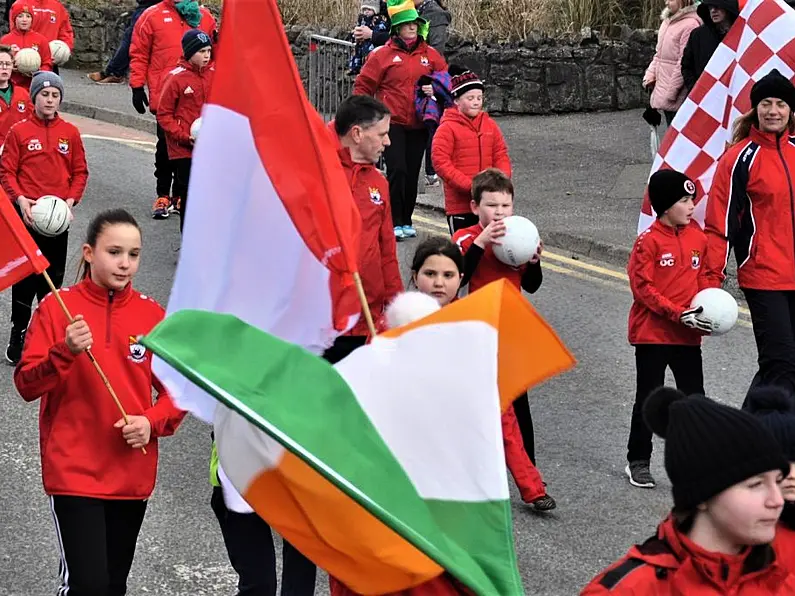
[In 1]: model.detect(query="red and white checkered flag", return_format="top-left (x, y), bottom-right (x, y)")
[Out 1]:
top-left (638, 0), bottom-right (795, 233)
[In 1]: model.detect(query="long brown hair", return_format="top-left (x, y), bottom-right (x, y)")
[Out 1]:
top-left (731, 107), bottom-right (795, 145)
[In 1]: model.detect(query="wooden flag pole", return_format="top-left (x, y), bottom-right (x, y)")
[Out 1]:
top-left (42, 271), bottom-right (147, 455)
top-left (352, 272), bottom-right (377, 338)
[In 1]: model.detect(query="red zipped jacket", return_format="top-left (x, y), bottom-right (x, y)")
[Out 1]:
top-left (28, 0), bottom-right (73, 48)
top-left (353, 37), bottom-right (446, 129)
top-left (773, 521), bottom-right (795, 575)
top-left (582, 516), bottom-right (795, 594)
top-left (0, 112), bottom-right (88, 203)
top-left (704, 127), bottom-right (795, 291)
top-left (337, 142), bottom-right (403, 336)
top-left (14, 278), bottom-right (185, 499)
top-left (2, 1), bottom-right (54, 90)
top-left (129, 0), bottom-right (216, 114)
top-left (0, 83), bottom-right (31, 146)
top-left (628, 220), bottom-right (708, 346)
top-left (431, 109), bottom-right (511, 215)
top-left (157, 57), bottom-right (214, 160)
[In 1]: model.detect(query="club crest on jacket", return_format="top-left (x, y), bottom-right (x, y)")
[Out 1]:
top-left (691, 250), bottom-right (701, 269)
top-left (57, 138), bottom-right (69, 154)
top-left (16, 100), bottom-right (25, 113)
top-left (369, 187), bottom-right (383, 205)
top-left (128, 335), bottom-right (147, 363)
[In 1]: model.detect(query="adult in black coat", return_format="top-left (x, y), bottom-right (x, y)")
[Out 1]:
top-left (681, 0), bottom-right (739, 91)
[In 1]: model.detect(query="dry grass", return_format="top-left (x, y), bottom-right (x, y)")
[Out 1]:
top-left (276, 0), bottom-right (662, 38)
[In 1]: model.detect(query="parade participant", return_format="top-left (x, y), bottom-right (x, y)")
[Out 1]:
top-left (431, 66), bottom-right (511, 234)
top-left (582, 387), bottom-right (795, 594)
top-left (14, 208), bottom-right (185, 596)
top-left (452, 168), bottom-right (542, 464)
top-left (0, 44), bottom-right (31, 145)
top-left (2, 71), bottom-right (87, 365)
top-left (625, 169), bottom-right (712, 489)
top-left (26, 0), bottom-right (74, 56)
top-left (129, 0), bottom-right (216, 219)
top-left (353, 0), bottom-right (446, 240)
top-left (156, 28), bottom-right (214, 229)
top-left (409, 235), bottom-right (557, 510)
top-left (680, 0), bottom-right (738, 92)
top-left (0, 2), bottom-right (53, 90)
top-left (704, 69), bottom-right (795, 401)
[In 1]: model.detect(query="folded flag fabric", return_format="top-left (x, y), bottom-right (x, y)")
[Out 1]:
top-left (150, 0), bottom-right (363, 422)
top-left (142, 280), bottom-right (576, 595)
top-left (0, 189), bottom-right (49, 292)
top-left (638, 0), bottom-right (795, 233)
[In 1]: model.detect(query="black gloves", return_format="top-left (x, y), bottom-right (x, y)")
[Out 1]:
top-left (132, 87), bottom-right (149, 114)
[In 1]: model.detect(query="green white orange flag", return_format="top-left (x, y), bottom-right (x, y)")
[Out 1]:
top-left (150, 0), bottom-right (363, 421)
top-left (143, 280), bottom-right (576, 594)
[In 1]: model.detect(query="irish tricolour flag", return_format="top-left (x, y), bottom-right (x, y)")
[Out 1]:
top-left (144, 280), bottom-right (576, 594)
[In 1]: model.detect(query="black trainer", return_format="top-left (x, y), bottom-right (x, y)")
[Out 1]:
top-left (5, 326), bottom-right (26, 365)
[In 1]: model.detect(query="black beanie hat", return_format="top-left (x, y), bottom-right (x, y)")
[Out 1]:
top-left (182, 29), bottom-right (212, 61)
top-left (750, 69), bottom-right (795, 110)
top-left (644, 387), bottom-right (790, 510)
top-left (746, 385), bottom-right (795, 461)
top-left (449, 64), bottom-right (484, 99)
top-left (648, 169), bottom-right (696, 216)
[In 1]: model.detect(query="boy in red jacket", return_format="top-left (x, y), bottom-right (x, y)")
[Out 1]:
top-left (156, 28), bottom-right (213, 230)
top-left (0, 45), bottom-right (32, 146)
top-left (432, 66), bottom-right (511, 234)
top-left (1, 2), bottom-right (53, 90)
top-left (28, 0), bottom-right (74, 53)
top-left (452, 168), bottom-right (545, 469)
top-left (624, 169), bottom-right (714, 490)
top-left (2, 71), bottom-right (88, 364)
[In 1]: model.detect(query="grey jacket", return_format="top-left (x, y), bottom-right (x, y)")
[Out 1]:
top-left (418, 0), bottom-right (452, 55)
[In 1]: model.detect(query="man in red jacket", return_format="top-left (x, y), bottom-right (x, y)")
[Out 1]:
top-left (156, 28), bottom-right (213, 230)
top-left (625, 169), bottom-right (712, 489)
top-left (324, 94), bottom-right (403, 363)
top-left (2, 71), bottom-right (88, 364)
top-left (129, 0), bottom-right (216, 219)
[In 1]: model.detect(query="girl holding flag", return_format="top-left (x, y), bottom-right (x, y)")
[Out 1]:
top-left (14, 208), bottom-right (184, 596)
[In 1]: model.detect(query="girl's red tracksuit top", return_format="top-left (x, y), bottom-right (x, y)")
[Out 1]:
top-left (14, 277), bottom-right (185, 499)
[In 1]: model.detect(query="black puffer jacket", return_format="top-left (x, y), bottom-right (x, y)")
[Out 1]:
top-left (681, 0), bottom-right (739, 90)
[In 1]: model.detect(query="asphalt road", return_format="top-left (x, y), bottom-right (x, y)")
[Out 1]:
top-left (0, 117), bottom-right (760, 595)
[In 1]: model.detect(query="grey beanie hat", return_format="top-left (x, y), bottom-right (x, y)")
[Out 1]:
top-left (30, 71), bottom-right (64, 103)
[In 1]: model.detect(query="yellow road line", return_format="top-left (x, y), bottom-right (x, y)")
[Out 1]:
top-left (413, 215), bottom-right (752, 316)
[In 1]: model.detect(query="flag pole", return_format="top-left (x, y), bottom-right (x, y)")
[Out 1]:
top-left (352, 272), bottom-right (377, 338)
top-left (42, 271), bottom-right (147, 455)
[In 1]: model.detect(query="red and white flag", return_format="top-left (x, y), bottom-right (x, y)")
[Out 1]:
top-left (639, 0), bottom-right (795, 233)
top-left (0, 190), bottom-right (49, 291)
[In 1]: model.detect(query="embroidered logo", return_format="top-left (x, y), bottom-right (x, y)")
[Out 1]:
top-left (184, 86), bottom-right (194, 95)
top-left (57, 137), bottom-right (69, 154)
top-left (684, 179), bottom-right (696, 195)
top-left (369, 187), bottom-right (382, 205)
top-left (49, 13), bottom-right (56, 23)
top-left (392, 55), bottom-right (402, 63)
top-left (16, 100), bottom-right (25, 113)
top-left (691, 250), bottom-right (701, 269)
top-left (128, 336), bottom-right (147, 363)
top-left (420, 55), bottom-right (429, 66)
top-left (26, 138), bottom-right (42, 151)
top-left (659, 252), bottom-right (675, 267)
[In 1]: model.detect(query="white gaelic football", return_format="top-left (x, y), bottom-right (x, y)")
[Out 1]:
top-left (31, 195), bottom-right (70, 237)
top-left (49, 40), bottom-right (71, 66)
top-left (690, 288), bottom-right (739, 336)
top-left (190, 117), bottom-right (202, 140)
top-left (14, 47), bottom-right (41, 74)
top-left (492, 215), bottom-right (541, 267)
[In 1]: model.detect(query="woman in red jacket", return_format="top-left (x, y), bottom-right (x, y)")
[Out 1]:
top-left (354, 0), bottom-right (446, 240)
top-left (703, 69), bottom-right (795, 403)
top-left (15, 208), bottom-right (185, 596)
top-left (583, 387), bottom-right (795, 595)
top-left (2, 71), bottom-right (88, 365)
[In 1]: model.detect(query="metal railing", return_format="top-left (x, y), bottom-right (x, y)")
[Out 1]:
top-left (308, 34), bottom-right (355, 122)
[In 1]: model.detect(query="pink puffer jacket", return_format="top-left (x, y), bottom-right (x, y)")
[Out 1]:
top-left (644, 4), bottom-right (701, 112)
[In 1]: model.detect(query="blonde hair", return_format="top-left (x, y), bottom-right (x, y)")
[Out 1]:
top-left (731, 107), bottom-right (795, 145)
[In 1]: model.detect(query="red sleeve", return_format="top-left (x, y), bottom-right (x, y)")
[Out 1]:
top-left (129, 11), bottom-right (152, 89)
top-left (58, 5), bottom-right (74, 49)
top-left (38, 35), bottom-right (53, 71)
top-left (431, 123), bottom-right (472, 194)
top-left (428, 45), bottom-right (447, 71)
top-left (144, 376), bottom-right (186, 438)
top-left (67, 130), bottom-right (88, 203)
top-left (353, 49), bottom-right (382, 96)
top-left (156, 73), bottom-right (190, 146)
top-left (1, 126), bottom-right (24, 200)
top-left (703, 153), bottom-right (734, 289)
top-left (629, 234), bottom-right (686, 322)
top-left (379, 184), bottom-right (403, 302)
top-left (502, 406), bottom-right (545, 502)
top-left (492, 125), bottom-right (511, 177)
top-left (14, 302), bottom-right (77, 402)
top-left (453, 227), bottom-right (477, 254)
